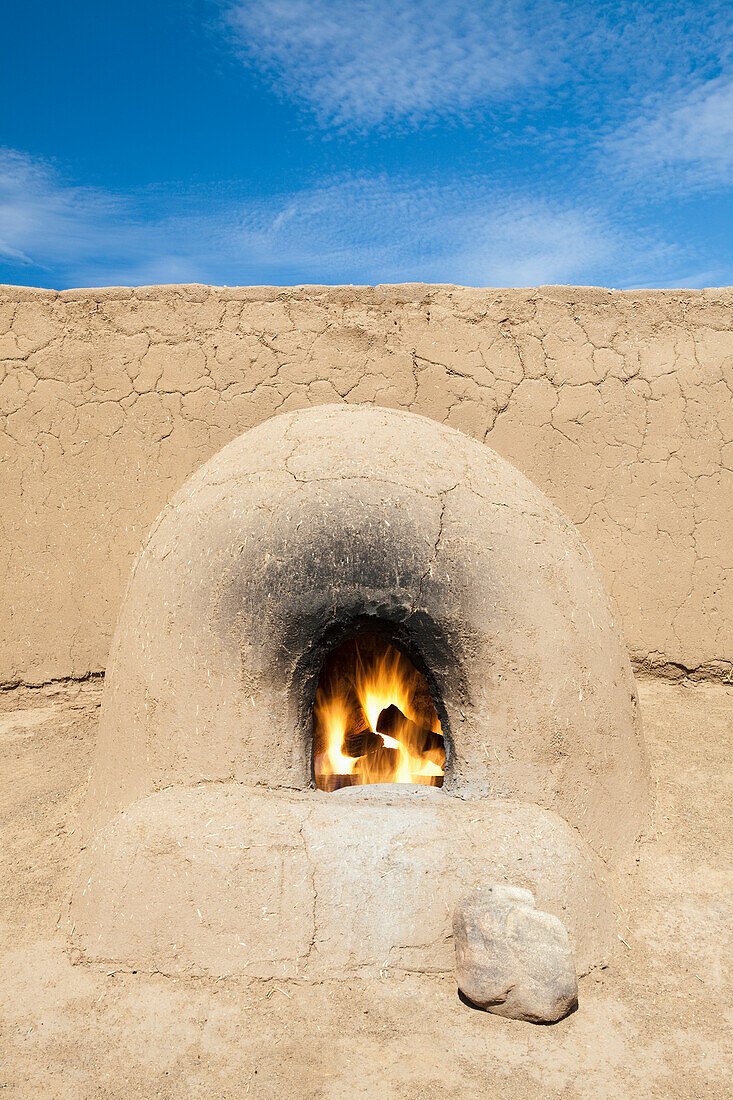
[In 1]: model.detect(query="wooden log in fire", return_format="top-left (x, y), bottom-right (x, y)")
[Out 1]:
top-left (376, 703), bottom-right (444, 756)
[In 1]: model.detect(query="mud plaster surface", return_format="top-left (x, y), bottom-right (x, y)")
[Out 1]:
top-left (1, 283), bottom-right (731, 686)
top-left (0, 676), bottom-right (730, 1099)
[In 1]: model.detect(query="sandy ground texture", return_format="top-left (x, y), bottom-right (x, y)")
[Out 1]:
top-left (0, 676), bottom-right (731, 1099)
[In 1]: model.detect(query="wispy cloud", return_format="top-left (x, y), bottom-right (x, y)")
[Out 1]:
top-left (220, 0), bottom-right (732, 138)
top-left (0, 147), bottom-right (680, 289)
top-left (605, 75), bottom-right (733, 193)
top-left (265, 175), bottom-right (636, 286)
top-left (221, 0), bottom-right (567, 130)
top-left (0, 149), bottom-right (229, 287)
top-left (0, 149), bottom-right (122, 269)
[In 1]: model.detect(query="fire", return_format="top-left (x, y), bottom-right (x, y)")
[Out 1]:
top-left (313, 635), bottom-right (445, 791)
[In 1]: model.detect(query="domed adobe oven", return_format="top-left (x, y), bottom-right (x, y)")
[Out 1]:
top-left (70, 405), bottom-right (650, 980)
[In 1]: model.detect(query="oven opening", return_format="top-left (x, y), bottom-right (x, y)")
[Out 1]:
top-left (313, 633), bottom-right (445, 791)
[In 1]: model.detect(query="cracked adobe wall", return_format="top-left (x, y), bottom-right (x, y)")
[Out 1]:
top-left (1, 282), bottom-right (731, 686)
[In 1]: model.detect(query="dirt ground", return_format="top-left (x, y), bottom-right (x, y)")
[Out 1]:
top-left (1, 676), bottom-right (730, 1099)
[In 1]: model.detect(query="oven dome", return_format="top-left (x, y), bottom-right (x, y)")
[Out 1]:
top-left (84, 403), bottom-right (648, 863)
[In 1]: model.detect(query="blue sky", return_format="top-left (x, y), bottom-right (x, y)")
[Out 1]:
top-left (1, 0), bottom-right (731, 289)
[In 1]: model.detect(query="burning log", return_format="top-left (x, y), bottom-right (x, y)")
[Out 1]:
top-left (322, 705), bottom-right (444, 790)
top-left (342, 721), bottom-right (383, 759)
top-left (376, 704), bottom-right (444, 757)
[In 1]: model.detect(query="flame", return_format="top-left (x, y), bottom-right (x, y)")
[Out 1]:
top-left (313, 636), bottom-right (445, 791)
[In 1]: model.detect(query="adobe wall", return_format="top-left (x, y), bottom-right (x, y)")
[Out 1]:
top-left (1, 283), bottom-right (731, 685)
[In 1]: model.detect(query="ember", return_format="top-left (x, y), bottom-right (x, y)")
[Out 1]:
top-left (313, 635), bottom-right (445, 791)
